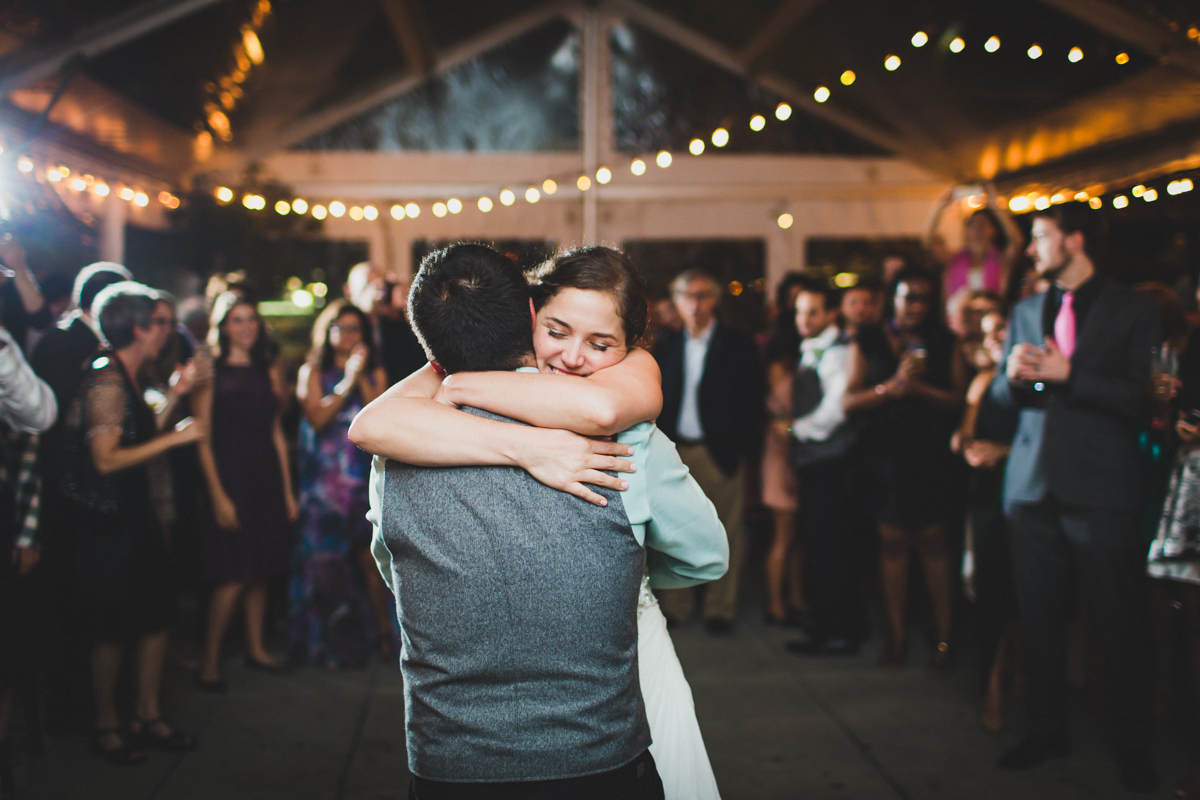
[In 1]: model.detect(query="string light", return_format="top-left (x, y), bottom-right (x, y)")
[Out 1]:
top-left (596, 167), bottom-right (612, 184)
top-left (1028, 44), bottom-right (1042, 59)
top-left (349, 206), bottom-right (364, 220)
top-left (216, 186), bottom-right (233, 202)
top-left (70, 178), bottom-right (86, 191)
top-left (1113, 195), bottom-right (1128, 208)
top-left (542, 179), bottom-right (557, 194)
top-left (577, 174), bottom-right (592, 190)
top-left (689, 138), bottom-right (705, 155)
top-left (312, 204), bottom-right (327, 219)
top-left (275, 200), bottom-right (290, 214)
top-left (1143, 188), bottom-right (1158, 202)
top-left (813, 86), bottom-right (830, 102)
top-left (984, 36), bottom-right (1000, 52)
top-left (47, 168), bottom-right (62, 182)
top-left (390, 204), bottom-right (405, 219)
top-left (1132, 185), bottom-right (1145, 197)
top-left (884, 55), bottom-right (901, 71)
top-left (749, 114), bottom-right (765, 131)
top-left (1116, 52), bottom-right (1129, 64)
top-left (630, 159), bottom-right (646, 175)
top-left (950, 37), bottom-right (965, 53)
top-left (711, 128), bottom-right (729, 147)
top-left (134, 192), bottom-right (149, 207)
top-left (525, 187), bottom-right (540, 203)
top-left (445, 199), bottom-right (461, 214)
top-left (405, 202), bottom-right (419, 217)
top-left (432, 202), bottom-right (447, 217)
top-left (16, 158), bottom-right (31, 172)
top-left (911, 31), bottom-right (928, 47)
top-left (1089, 197), bottom-right (1102, 208)
top-left (292, 198), bottom-right (308, 214)
top-left (1168, 179), bottom-right (1195, 195)
top-left (777, 213), bottom-right (793, 229)
top-left (656, 151), bottom-right (672, 168)
top-left (1008, 196), bottom-right (1031, 212)
top-left (775, 103), bottom-right (792, 121)
top-left (500, 189), bottom-right (516, 205)
top-left (328, 200), bottom-right (345, 217)
top-left (1068, 47), bottom-right (1083, 62)
top-left (1033, 196), bottom-right (1050, 210)
top-left (840, 70), bottom-right (856, 85)
top-left (478, 196), bottom-right (493, 212)
top-left (95, 183), bottom-right (109, 197)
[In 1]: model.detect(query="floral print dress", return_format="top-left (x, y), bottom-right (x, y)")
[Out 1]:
top-left (288, 369), bottom-right (395, 667)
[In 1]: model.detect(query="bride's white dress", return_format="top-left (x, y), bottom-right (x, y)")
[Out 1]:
top-left (637, 575), bottom-right (722, 799)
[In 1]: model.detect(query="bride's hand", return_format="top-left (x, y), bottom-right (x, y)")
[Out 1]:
top-left (517, 428), bottom-right (636, 507)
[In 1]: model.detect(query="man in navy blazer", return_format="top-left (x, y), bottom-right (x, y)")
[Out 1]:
top-left (990, 203), bottom-right (1159, 792)
top-left (654, 269), bottom-right (763, 633)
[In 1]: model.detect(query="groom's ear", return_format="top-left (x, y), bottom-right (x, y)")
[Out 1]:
top-left (529, 297), bottom-right (537, 332)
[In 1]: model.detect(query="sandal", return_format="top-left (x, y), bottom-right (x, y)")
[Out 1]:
top-left (129, 717), bottom-right (197, 753)
top-left (90, 728), bottom-right (146, 765)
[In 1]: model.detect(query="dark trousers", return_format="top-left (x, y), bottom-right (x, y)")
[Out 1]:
top-left (1006, 498), bottom-right (1152, 749)
top-left (409, 750), bottom-right (663, 800)
top-left (799, 458), bottom-right (855, 641)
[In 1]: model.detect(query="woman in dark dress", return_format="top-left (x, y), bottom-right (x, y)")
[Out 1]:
top-left (70, 283), bottom-right (203, 762)
top-left (288, 301), bottom-right (393, 667)
top-left (195, 292), bottom-right (297, 688)
top-left (952, 309), bottom-right (1019, 732)
top-left (844, 267), bottom-right (967, 671)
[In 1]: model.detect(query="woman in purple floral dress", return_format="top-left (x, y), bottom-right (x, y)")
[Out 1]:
top-left (288, 300), bottom-right (395, 667)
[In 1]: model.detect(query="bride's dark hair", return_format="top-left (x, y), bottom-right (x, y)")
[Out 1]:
top-left (528, 246), bottom-right (648, 345)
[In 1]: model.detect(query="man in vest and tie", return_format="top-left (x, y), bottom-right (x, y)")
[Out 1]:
top-left (990, 203), bottom-right (1160, 792)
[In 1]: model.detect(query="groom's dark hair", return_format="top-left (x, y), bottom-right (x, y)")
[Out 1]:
top-left (407, 243), bottom-right (534, 374)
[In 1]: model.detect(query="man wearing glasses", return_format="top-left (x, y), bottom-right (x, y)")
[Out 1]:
top-left (654, 269), bottom-right (763, 634)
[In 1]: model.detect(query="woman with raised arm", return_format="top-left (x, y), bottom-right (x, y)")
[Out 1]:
top-left (349, 246), bottom-right (722, 800)
top-left (67, 283), bottom-right (204, 764)
top-left (194, 293), bottom-right (297, 690)
top-left (289, 300), bottom-right (396, 667)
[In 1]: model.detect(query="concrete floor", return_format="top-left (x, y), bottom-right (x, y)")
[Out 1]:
top-left (7, 607), bottom-right (1195, 800)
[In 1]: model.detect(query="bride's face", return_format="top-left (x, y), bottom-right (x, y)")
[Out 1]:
top-left (534, 288), bottom-right (628, 377)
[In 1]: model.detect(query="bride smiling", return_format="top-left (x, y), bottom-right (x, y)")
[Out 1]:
top-left (350, 246), bottom-right (723, 800)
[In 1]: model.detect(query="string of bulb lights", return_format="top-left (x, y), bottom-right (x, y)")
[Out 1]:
top-left (213, 20), bottom-right (1161, 229)
top-left (194, 0), bottom-right (272, 156)
top-left (9, 152), bottom-right (179, 210)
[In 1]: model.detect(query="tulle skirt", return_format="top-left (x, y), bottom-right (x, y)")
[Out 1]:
top-left (638, 590), bottom-right (721, 800)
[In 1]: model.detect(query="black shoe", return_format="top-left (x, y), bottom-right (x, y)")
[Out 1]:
top-left (244, 656), bottom-right (291, 674)
top-left (195, 675), bottom-right (227, 693)
top-left (1116, 748), bottom-right (1158, 793)
top-left (785, 637), bottom-right (860, 656)
top-left (704, 618), bottom-right (734, 635)
top-left (129, 717), bottom-right (198, 754)
top-left (996, 735), bottom-right (1071, 770)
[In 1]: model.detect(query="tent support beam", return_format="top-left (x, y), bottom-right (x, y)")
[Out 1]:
top-left (0, 0), bottom-right (230, 96)
top-left (378, 0), bottom-right (437, 75)
top-left (1034, 0), bottom-right (1200, 80)
top-left (737, 0), bottom-right (827, 69)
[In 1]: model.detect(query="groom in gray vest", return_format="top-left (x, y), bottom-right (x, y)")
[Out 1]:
top-left (367, 244), bottom-right (728, 799)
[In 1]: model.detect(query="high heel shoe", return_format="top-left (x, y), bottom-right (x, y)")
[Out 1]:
top-left (90, 728), bottom-right (146, 766)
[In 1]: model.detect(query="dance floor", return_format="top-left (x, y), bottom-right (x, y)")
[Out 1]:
top-left (11, 610), bottom-right (1193, 799)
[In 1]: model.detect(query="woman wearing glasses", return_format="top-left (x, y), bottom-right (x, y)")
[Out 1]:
top-left (288, 300), bottom-right (394, 667)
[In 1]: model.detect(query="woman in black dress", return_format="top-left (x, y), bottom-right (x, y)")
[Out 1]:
top-left (194, 293), bottom-right (296, 688)
top-left (844, 267), bottom-right (967, 671)
top-left (70, 283), bottom-right (204, 763)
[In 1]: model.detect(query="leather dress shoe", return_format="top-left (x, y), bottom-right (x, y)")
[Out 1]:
top-left (996, 735), bottom-right (1071, 770)
top-left (785, 637), bottom-right (859, 656)
top-left (1116, 748), bottom-right (1158, 793)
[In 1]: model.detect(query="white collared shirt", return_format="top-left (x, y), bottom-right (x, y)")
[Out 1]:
top-left (676, 320), bottom-right (715, 440)
top-left (791, 324), bottom-right (849, 442)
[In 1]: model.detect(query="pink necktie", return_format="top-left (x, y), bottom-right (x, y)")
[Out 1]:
top-left (1054, 292), bottom-right (1076, 359)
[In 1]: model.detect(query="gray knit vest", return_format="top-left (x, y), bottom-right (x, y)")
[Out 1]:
top-left (380, 407), bottom-right (650, 782)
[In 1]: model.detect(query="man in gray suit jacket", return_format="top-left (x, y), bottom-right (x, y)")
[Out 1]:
top-left (365, 244), bottom-right (728, 799)
top-left (990, 203), bottom-right (1160, 792)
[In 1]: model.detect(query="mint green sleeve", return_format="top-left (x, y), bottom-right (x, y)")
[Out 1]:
top-left (367, 456), bottom-right (396, 592)
top-left (640, 426), bottom-right (729, 589)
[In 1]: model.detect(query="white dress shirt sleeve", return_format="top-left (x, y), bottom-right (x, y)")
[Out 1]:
top-left (791, 343), bottom-right (849, 442)
top-left (0, 328), bottom-right (56, 433)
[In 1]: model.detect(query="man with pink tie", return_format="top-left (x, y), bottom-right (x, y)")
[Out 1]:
top-left (989, 203), bottom-right (1161, 792)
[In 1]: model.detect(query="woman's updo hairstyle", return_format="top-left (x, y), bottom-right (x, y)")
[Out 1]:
top-left (528, 246), bottom-right (648, 345)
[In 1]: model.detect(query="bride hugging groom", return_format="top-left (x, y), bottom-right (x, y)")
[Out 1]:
top-left (351, 243), bottom-right (728, 799)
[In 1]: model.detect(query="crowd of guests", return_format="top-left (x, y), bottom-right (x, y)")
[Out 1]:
top-left (0, 191), bottom-right (1195, 796)
top-left (0, 251), bottom-right (426, 791)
